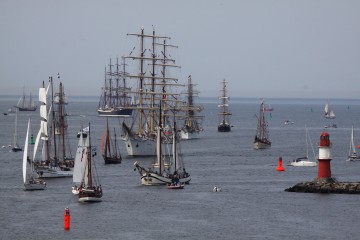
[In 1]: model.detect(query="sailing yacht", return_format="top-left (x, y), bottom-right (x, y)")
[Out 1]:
top-left (14, 88), bottom-right (37, 111)
top-left (100, 118), bottom-right (122, 164)
top-left (11, 108), bottom-right (22, 152)
top-left (180, 75), bottom-right (204, 139)
top-left (98, 57), bottom-right (133, 116)
top-left (134, 105), bottom-right (191, 185)
top-left (290, 127), bottom-right (317, 167)
top-left (324, 101), bottom-right (336, 119)
top-left (253, 99), bottom-right (271, 149)
top-left (72, 129), bottom-right (87, 194)
top-left (121, 28), bottom-right (183, 156)
top-left (33, 76), bottom-right (73, 178)
top-left (347, 126), bottom-right (360, 161)
top-left (23, 119), bottom-right (46, 190)
top-left (78, 123), bottom-right (103, 203)
top-left (218, 79), bottom-right (232, 132)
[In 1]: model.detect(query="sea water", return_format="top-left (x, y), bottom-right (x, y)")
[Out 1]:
top-left (1, 97), bottom-right (360, 239)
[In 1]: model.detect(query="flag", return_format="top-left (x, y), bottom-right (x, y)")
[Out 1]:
top-left (29, 134), bottom-right (35, 145)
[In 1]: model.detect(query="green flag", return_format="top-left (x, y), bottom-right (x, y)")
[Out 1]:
top-left (29, 134), bottom-right (35, 145)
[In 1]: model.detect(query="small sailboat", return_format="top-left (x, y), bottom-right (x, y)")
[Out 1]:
top-left (290, 127), bottom-right (317, 167)
top-left (100, 118), bottom-right (122, 164)
top-left (11, 108), bottom-right (22, 152)
top-left (78, 123), bottom-right (103, 203)
top-left (218, 79), bottom-right (231, 132)
top-left (72, 129), bottom-right (87, 194)
top-left (134, 105), bottom-right (191, 186)
top-left (347, 126), bottom-right (360, 161)
top-left (324, 101), bottom-right (336, 119)
top-left (253, 99), bottom-right (271, 149)
top-left (23, 119), bottom-right (46, 190)
top-left (15, 88), bottom-right (37, 111)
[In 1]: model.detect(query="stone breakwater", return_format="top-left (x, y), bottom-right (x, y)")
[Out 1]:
top-left (285, 179), bottom-right (360, 194)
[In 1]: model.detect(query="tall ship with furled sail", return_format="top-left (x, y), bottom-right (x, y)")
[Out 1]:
top-left (33, 74), bottom-right (74, 178)
top-left (180, 75), bottom-right (204, 139)
top-left (98, 57), bottom-right (133, 116)
top-left (254, 99), bottom-right (271, 149)
top-left (121, 27), bottom-right (183, 156)
top-left (218, 79), bottom-right (232, 132)
top-left (14, 87), bottom-right (37, 111)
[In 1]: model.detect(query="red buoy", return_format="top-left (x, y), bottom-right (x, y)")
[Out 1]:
top-left (64, 207), bottom-right (70, 230)
top-left (276, 157), bottom-right (285, 171)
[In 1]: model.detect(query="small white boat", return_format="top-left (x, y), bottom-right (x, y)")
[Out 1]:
top-left (347, 126), bottom-right (360, 161)
top-left (290, 127), bottom-right (317, 167)
top-left (167, 183), bottom-right (185, 189)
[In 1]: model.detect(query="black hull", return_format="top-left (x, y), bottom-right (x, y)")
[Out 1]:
top-left (12, 147), bottom-right (22, 152)
top-left (97, 108), bottom-right (133, 116)
top-left (15, 107), bottom-right (37, 111)
top-left (218, 124), bottom-right (231, 132)
top-left (103, 156), bottom-right (122, 164)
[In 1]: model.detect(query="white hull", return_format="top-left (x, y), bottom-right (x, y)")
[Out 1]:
top-left (253, 141), bottom-right (271, 149)
top-left (181, 130), bottom-right (199, 140)
top-left (36, 167), bottom-right (73, 178)
top-left (290, 160), bottom-right (317, 167)
top-left (78, 197), bottom-right (102, 203)
top-left (24, 182), bottom-right (46, 191)
top-left (347, 156), bottom-right (360, 161)
top-left (124, 136), bottom-right (156, 156)
top-left (140, 172), bottom-right (191, 186)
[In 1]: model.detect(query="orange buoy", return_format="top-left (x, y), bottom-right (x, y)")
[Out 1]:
top-left (64, 207), bottom-right (70, 230)
top-left (276, 157), bottom-right (285, 171)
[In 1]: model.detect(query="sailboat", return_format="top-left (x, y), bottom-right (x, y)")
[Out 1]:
top-left (324, 101), bottom-right (336, 119)
top-left (72, 129), bottom-right (87, 194)
top-left (290, 127), bottom-right (317, 167)
top-left (14, 88), bottom-right (37, 111)
top-left (11, 108), bottom-right (22, 152)
top-left (218, 79), bottom-right (232, 132)
top-left (180, 75), bottom-right (204, 139)
top-left (23, 119), bottom-right (46, 190)
top-left (78, 123), bottom-right (103, 203)
top-left (100, 118), bottom-right (122, 164)
top-left (254, 99), bottom-right (271, 149)
top-left (134, 104), bottom-right (191, 186)
top-left (98, 57), bottom-right (133, 116)
top-left (347, 126), bottom-right (360, 161)
top-left (122, 27), bottom-right (183, 156)
top-left (33, 76), bottom-right (73, 178)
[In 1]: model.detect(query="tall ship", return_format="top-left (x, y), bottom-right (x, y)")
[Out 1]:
top-left (254, 99), bottom-right (271, 149)
top-left (180, 75), bottom-right (204, 139)
top-left (134, 105), bottom-right (190, 185)
top-left (121, 28), bottom-right (183, 156)
top-left (98, 57), bottom-right (133, 116)
top-left (217, 79), bottom-right (231, 132)
top-left (32, 75), bottom-right (74, 178)
top-left (14, 87), bottom-right (37, 111)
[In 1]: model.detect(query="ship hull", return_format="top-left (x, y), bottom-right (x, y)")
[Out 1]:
top-left (140, 172), bottom-right (191, 186)
top-left (253, 140), bottom-right (271, 149)
top-left (218, 123), bottom-right (231, 132)
top-left (181, 130), bottom-right (199, 140)
top-left (98, 108), bottom-right (132, 117)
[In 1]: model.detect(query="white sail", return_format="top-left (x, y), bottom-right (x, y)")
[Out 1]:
top-left (83, 134), bottom-right (90, 186)
top-left (23, 120), bottom-right (30, 183)
top-left (73, 133), bottom-right (86, 184)
top-left (350, 126), bottom-right (357, 155)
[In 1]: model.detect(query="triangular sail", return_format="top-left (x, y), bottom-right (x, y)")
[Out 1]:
top-left (23, 120), bottom-right (30, 183)
top-left (82, 134), bottom-right (90, 186)
top-left (350, 126), bottom-right (357, 155)
top-left (73, 133), bottom-right (86, 184)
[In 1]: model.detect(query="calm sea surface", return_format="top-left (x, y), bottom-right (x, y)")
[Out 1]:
top-left (1, 97), bottom-right (360, 239)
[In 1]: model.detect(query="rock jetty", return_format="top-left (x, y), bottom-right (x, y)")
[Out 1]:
top-left (285, 178), bottom-right (360, 194)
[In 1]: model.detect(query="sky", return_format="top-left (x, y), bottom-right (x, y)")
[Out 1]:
top-left (1, 0), bottom-right (360, 99)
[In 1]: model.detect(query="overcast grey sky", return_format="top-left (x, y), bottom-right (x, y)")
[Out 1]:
top-left (1, 0), bottom-right (359, 99)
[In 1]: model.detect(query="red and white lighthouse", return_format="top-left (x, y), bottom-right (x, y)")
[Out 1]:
top-left (317, 132), bottom-right (332, 181)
